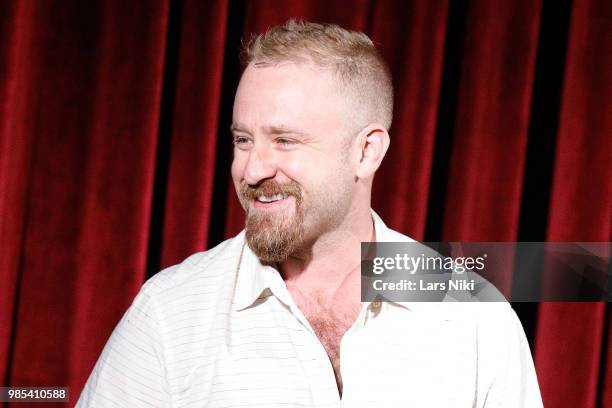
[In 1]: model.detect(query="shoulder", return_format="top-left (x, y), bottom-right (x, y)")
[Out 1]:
top-left (112, 232), bottom-right (246, 335)
top-left (474, 302), bottom-right (528, 348)
top-left (434, 299), bottom-right (519, 331)
top-left (449, 303), bottom-right (530, 367)
top-left (127, 232), bottom-right (246, 319)
top-left (140, 231), bottom-right (246, 298)
top-left (408, 299), bottom-right (523, 349)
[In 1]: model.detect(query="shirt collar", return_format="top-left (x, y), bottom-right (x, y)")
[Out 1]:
top-left (369, 210), bottom-right (419, 312)
top-left (232, 209), bottom-right (422, 312)
top-left (232, 241), bottom-right (277, 311)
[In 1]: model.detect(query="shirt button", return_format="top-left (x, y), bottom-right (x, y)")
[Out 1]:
top-left (371, 300), bottom-right (381, 309)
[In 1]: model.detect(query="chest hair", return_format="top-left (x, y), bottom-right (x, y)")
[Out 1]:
top-left (298, 298), bottom-right (361, 396)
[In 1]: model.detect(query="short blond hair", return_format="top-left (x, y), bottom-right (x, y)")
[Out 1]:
top-left (241, 19), bottom-right (393, 131)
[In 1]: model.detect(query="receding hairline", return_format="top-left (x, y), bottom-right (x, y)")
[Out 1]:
top-left (240, 19), bottom-right (394, 131)
top-left (241, 20), bottom-right (377, 66)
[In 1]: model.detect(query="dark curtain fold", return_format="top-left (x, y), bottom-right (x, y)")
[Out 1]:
top-left (440, 0), bottom-right (543, 301)
top-left (1, 0), bottom-right (171, 399)
top-left (535, 0), bottom-right (612, 406)
top-left (0, 1), bottom-right (610, 407)
top-left (160, 0), bottom-right (229, 268)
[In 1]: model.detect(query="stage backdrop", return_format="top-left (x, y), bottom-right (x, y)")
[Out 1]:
top-left (1, 0), bottom-right (610, 407)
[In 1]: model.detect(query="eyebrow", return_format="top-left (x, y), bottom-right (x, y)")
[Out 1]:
top-left (229, 124), bottom-right (308, 136)
top-left (229, 124), bottom-right (248, 134)
top-left (266, 125), bottom-right (307, 136)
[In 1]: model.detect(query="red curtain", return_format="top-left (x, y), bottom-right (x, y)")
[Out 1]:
top-left (1, 1), bottom-right (610, 407)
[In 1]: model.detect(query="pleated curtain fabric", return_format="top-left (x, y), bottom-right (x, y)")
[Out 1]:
top-left (0, 1), bottom-right (610, 407)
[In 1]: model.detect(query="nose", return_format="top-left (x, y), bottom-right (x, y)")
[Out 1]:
top-left (243, 143), bottom-right (277, 185)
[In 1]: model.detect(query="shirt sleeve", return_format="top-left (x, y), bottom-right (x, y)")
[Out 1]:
top-left (76, 286), bottom-right (173, 407)
top-left (483, 306), bottom-right (543, 408)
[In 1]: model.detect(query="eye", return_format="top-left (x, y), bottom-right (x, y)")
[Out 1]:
top-left (232, 135), bottom-right (253, 150)
top-left (275, 137), bottom-right (298, 148)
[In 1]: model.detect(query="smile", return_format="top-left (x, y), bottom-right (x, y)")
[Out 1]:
top-left (252, 194), bottom-right (293, 211)
top-left (256, 194), bottom-right (288, 203)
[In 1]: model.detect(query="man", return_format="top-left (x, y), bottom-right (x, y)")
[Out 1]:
top-left (77, 20), bottom-right (542, 407)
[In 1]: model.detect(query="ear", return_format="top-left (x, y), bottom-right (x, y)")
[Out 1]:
top-left (354, 124), bottom-right (390, 179)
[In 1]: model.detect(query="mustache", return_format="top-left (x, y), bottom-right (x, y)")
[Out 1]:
top-left (239, 180), bottom-right (302, 201)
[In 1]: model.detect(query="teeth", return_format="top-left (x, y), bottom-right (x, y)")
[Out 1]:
top-left (257, 194), bottom-right (287, 203)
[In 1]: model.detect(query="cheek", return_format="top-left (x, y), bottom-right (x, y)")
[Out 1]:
top-left (279, 156), bottom-right (327, 189)
top-left (282, 154), bottom-right (339, 180)
top-left (280, 156), bottom-right (304, 180)
top-left (281, 155), bottom-right (348, 192)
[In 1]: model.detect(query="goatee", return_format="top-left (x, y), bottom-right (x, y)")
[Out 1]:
top-left (240, 180), bottom-right (305, 263)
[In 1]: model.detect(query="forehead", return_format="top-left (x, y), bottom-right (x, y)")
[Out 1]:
top-left (232, 63), bottom-right (347, 132)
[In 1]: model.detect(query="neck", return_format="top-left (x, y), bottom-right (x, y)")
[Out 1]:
top-left (279, 205), bottom-right (375, 301)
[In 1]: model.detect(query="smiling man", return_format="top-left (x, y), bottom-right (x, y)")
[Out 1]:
top-left (77, 20), bottom-right (543, 407)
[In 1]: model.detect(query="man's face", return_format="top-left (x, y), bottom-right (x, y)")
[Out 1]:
top-left (231, 63), bottom-right (357, 262)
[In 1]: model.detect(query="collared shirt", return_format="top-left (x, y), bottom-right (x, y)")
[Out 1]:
top-left (77, 211), bottom-right (543, 407)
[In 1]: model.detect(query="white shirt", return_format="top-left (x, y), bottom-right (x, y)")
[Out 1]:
top-left (77, 211), bottom-right (543, 407)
